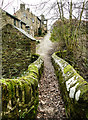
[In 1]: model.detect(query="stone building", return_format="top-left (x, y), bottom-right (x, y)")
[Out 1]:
top-left (14, 4), bottom-right (47, 36)
top-left (0, 4), bottom-right (47, 37)
top-left (0, 8), bottom-right (26, 31)
top-left (2, 23), bottom-right (36, 78)
top-left (41, 14), bottom-right (47, 34)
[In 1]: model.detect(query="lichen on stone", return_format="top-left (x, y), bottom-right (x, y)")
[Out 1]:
top-left (75, 90), bottom-right (81, 101)
top-left (69, 83), bottom-right (79, 99)
top-left (52, 51), bottom-right (88, 119)
top-left (1, 54), bottom-right (44, 120)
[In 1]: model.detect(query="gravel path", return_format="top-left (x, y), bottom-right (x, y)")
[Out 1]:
top-left (36, 32), bottom-right (67, 120)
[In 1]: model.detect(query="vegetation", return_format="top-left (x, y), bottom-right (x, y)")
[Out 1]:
top-left (52, 51), bottom-right (88, 119)
top-left (50, 0), bottom-right (88, 81)
top-left (1, 55), bottom-right (44, 120)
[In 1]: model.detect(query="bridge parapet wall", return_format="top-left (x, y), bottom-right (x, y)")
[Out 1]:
top-left (1, 55), bottom-right (44, 120)
top-left (52, 51), bottom-right (88, 120)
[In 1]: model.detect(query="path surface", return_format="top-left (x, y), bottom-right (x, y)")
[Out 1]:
top-left (36, 32), bottom-right (67, 120)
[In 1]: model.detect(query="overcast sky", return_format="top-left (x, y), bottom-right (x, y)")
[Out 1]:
top-left (0, 0), bottom-right (56, 14)
top-left (0, 0), bottom-right (87, 28)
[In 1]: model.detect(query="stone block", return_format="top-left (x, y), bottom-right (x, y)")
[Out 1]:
top-left (52, 51), bottom-right (88, 119)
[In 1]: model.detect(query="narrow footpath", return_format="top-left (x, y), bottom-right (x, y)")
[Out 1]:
top-left (36, 32), bottom-right (67, 120)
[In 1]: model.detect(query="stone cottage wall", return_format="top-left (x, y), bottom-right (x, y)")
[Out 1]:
top-left (0, 9), bottom-right (26, 31)
top-left (0, 10), bottom-right (11, 28)
top-left (2, 24), bottom-right (36, 78)
top-left (15, 7), bottom-right (35, 36)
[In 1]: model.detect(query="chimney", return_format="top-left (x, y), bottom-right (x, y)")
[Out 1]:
top-left (20, 4), bottom-right (25, 11)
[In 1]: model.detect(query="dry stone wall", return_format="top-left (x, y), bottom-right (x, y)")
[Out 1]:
top-left (2, 24), bottom-right (36, 78)
top-left (52, 51), bottom-right (88, 120)
top-left (1, 55), bottom-right (44, 120)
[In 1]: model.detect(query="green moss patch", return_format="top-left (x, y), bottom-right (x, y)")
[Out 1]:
top-left (52, 51), bottom-right (88, 119)
top-left (1, 55), bottom-right (44, 120)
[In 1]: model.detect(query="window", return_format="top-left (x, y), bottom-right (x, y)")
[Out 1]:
top-left (21, 23), bottom-right (22, 29)
top-left (14, 19), bottom-right (16, 26)
top-left (26, 25), bottom-right (30, 29)
top-left (19, 21), bottom-right (23, 29)
top-left (19, 21), bottom-right (21, 28)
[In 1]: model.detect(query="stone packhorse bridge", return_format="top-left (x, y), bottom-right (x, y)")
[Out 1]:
top-left (1, 32), bottom-right (88, 120)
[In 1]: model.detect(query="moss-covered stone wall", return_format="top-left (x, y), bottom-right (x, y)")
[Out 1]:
top-left (52, 51), bottom-right (88, 120)
top-left (1, 55), bottom-right (44, 120)
top-left (2, 24), bottom-right (36, 78)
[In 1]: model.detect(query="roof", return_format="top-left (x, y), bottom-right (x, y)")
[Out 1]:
top-left (14, 6), bottom-right (41, 23)
top-left (0, 8), bottom-right (26, 25)
top-left (14, 25), bottom-right (36, 41)
top-left (37, 17), bottom-right (41, 22)
top-left (6, 12), bottom-right (26, 25)
top-left (2, 23), bottom-right (36, 41)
